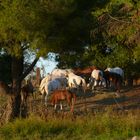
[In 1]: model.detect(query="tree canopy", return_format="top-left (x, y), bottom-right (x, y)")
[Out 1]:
top-left (0, 0), bottom-right (140, 81)
top-left (0, 0), bottom-right (140, 120)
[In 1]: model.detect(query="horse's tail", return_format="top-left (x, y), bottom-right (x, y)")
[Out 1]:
top-left (80, 79), bottom-right (86, 87)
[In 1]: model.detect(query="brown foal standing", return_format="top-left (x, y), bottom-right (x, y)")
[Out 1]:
top-left (50, 89), bottom-right (76, 112)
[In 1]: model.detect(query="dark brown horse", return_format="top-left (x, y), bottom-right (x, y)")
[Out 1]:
top-left (20, 81), bottom-right (34, 105)
top-left (50, 89), bottom-right (76, 112)
top-left (104, 71), bottom-right (123, 94)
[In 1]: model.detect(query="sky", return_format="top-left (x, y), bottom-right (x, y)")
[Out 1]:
top-left (24, 52), bottom-right (58, 79)
top-left (36, 57), bottom-right (58, 76)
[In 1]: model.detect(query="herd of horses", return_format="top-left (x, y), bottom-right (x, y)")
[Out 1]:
top-left (0, 66), bottom-right (124, 113)
top-left (37, 66), bottom-right (124, 112)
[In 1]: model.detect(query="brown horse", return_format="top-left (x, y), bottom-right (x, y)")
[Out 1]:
top-left (73, 66), bottom-right (99, 83)
top-left (20, 81), bottom-right (34, 105)
top-left (104, 71), bottom-right (123, 94)
top-left (50, 89), bottom-right (76, 112)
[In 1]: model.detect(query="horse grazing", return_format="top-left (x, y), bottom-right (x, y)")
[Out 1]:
top-left (39, 78), bottom-right (68, 106)
top-left (50, 89), bottom-right (76, 112)
top-left (88, 69), bottom-right (106, 90)
top-left (67, 72), bottom-right (87, 92)
top-left (104, 71), bottom-right (123, 95)
top-left (39, 74), bottom-right (68, 94)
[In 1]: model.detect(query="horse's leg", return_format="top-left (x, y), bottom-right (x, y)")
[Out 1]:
top-left (32, 92), bottom-right (35, 100)
top-left (41, 94), bottom-right (45, 104)
top-left (93, 79), bottom-right (98, 91)
top-left (70, 94), bottom-right (76, 113)
top-left (45, 94), bottom-right (48, 106)
top-left (92, 80), bottom-right (96, 91)
top-left (114, 80), bottom-right (121, 97)
top-left (70, 99), bottom-right (74, 113)
top-left (60, 102), bottom-right (63, 110)
top-left (54, 104), bottom-right (57, 110)
top-left (116, 80), bottom-right (121, 93)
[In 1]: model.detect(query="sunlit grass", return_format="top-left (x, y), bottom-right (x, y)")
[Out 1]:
top-left (0, 109), bottom-right (140, 140)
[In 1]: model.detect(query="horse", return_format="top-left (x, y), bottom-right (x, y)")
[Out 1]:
top-left (39, 69), bottom-right (71, 94)
top-left (104, 67), bottom-right (124, 88)
top-left (67, 72), bottom-right (87, 92)
top-left (39, 74), bottom-right (68, 93)
top-left (88, 69), bottom-right (106, 90)
top-left (50, 89), bottom-right (76, 112)
top-left (104, 71), bottom-right (123, 95)
top-left (39, 78), bottom-right (68, 106)
top-left (73, 66), bottom-right (99, 83)
top-left (20, 81), bottom-right (34, 105)
top-left (51, 68), bottom-right (73, 78)
top-left (105, 67), bottom-right (124, 77)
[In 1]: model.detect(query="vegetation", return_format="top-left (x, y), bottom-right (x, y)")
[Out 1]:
top-left (0, 110), bottom-right (140, 140)
top-left (0, 0), bottom-right (140, 123)
top-left (89, 0), bottom-right (140, 85)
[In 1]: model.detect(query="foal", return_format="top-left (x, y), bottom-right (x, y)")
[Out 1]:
top-left (50, 89), bottom-right (76, 112)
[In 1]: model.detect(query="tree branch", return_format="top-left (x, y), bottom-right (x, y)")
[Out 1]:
top-left (19, 57), bottom-right (39, 81)
top-left (107, 13), bottom-right (131, 24)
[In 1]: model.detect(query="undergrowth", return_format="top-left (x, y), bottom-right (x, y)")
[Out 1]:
top-left (0, 109), bottom-right (140, 140)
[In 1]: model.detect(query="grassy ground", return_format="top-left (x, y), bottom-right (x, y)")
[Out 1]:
top-left (0, 109), bottom-right (140, 140)
top-left (0, 86), bottom-right (140, 140)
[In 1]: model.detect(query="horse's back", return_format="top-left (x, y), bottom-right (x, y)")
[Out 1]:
top-left (105, 67), bottom-right (124, 77)
top-left (51, 69), bottom-right (68, 77)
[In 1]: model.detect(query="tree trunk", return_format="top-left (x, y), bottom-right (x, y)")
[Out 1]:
top-left (2, 56), bottom-right (24, 122)
top-left (2, 54), bottom-right (39, 122)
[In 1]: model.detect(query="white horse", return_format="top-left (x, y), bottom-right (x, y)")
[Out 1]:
top-left (88, 69), bottom-right (106, 90)
top-left (105, 67), bottom-right (124, 77)
top-left (39, 73), bottom-right (68, 93)
top-left (39, 78), bottom-right (67, 105)
top-left (67, 72), bottom-right (86, 91)
top-left (51, 68), bottom-right (73, 78)
top-left (39, 74), bottom-right (52, 92)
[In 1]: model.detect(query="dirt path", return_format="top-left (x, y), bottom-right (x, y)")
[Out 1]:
top-left (28, 86), bottom-right (140, 116)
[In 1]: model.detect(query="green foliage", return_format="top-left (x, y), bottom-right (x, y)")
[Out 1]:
top-left (0, 111), bottom-right (140, 140)
top-left (0, 0), bottom-right (140, 80)
top-left (89, 0), bottom-right (140, 80)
